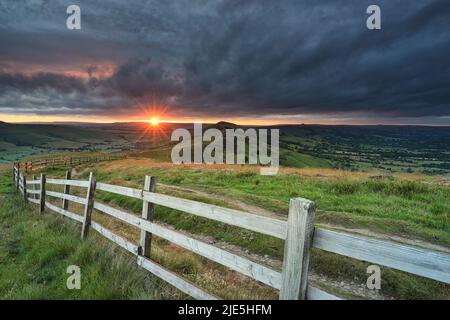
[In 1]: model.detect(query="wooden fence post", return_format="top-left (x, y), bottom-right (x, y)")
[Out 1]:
top-left (16, 169), bottom-right (20, 191)
top-left (279, 198), bottom-right (316, 300)
top-left (23, 175), bottom-right (27, 202)
top-left (81, 172), bottom-right (97, 239)
top-left (139, 176), bottom-right (156, 257)
top-left (12, 162), bottom-right (16, 183)
top-left (39, 174), bottom-right (46, 213)
top-left (33, 175), bottom-right (37, 200)
top-left (62, 170), bottom-right (72, 210)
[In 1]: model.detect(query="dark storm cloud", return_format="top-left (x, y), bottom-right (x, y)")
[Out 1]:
top-left (0, 0), bottom-right (449, 122)
top-left (0, 72), bottom-right (88, 93)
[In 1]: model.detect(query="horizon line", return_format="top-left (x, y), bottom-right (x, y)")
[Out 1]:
top-left (2, 120), bottom-right (449, 128)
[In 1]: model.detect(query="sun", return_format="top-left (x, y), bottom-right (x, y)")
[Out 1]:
top-left (149, 117), bottom-right (159, 126)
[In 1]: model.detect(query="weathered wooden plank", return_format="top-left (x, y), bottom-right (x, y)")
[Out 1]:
top-left (27, 197), bottom-right (40, 205)
top-left (307, 286), bottom-right (342, 300)
top-left (137, 256), bottom-right (219, 300)
top-left (16, 168), bottom-right (19, 190)
top-left (143, 191), bottom-right (288, 240)
top-left (96, 182), bottom-right (287, 239)
top-left (91, 222), bottom-right (139, 255)
top-left (140, 176), bottom-right (156, 258)
top-left (96, 182), bottom-right (142, 198)
top-left (12, 163), bottom-right (16, 183)
top-left (32, 175), bottom-right (38, 200)
top-left (93, 201), bottom-right (141, 224)
top-left (81, 172), bottom-right (96, 239)
top-left (46, 178), bottom-right (90, 188)
top-left (313, 228), bottom-right (450, 284)
top-left (26, 189), bottom-right (41, 195)
top-left (26, 180), bottom-right (41, 185)
top-left (280, 198), bottom-right (316, 300)
top-left (147, 223), bottom-right (282, 289)
top-left (93, 200), bottom-right (281, 288)
top-left (39, 174), bottom-right (46, 213)
top-left (45, 202), bottom-right (84, 223)
top-left (46, 190), bottom-right (87, 205)
top-left (62, 170), bottom-right (72, 210)
top-left (23, 175), bottom-right (28, 202)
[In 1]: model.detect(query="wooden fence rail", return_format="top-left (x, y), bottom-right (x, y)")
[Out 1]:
top-left (14, 155), bottom-right (122, 173)
top-left (11, 163), bottom-right (450, 300)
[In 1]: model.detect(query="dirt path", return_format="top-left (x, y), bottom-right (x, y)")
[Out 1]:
top-left (159, 183), bottom-right (281, 219)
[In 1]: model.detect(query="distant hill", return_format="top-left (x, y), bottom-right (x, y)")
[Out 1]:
top-left (172, 122), bottom-right (450, 173)
top-left (214, 121), bottom-right (239, 129)
top-left (0, 122), bottom-right (131, 162)
top-left (1, 121), bottom-right (449, 173)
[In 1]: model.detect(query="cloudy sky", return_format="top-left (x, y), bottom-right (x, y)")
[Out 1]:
top-left (0, 0), bottom-right (449, 125)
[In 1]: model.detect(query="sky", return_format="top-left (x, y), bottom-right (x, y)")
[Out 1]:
top-left (0, 0), bottom-right (449, 125)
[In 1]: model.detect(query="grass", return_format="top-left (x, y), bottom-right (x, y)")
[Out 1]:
top-left (279, 148), bottom-right (331, 168)
top-left (88, 160), bottom-right (450, 247)
top-left (1, 165), bottom-right (277, 300)
top-left (0, 169), bottom-right (181, 299)
top-left (1, 155), bottom-right (449, 300)
top-left (56, 159), bottom-right (448, 299)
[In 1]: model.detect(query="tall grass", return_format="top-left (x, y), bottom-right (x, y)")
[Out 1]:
top-left (7, 161), bottom-right (449, 300)
top-left (0, 176), bottom-right (179, 299)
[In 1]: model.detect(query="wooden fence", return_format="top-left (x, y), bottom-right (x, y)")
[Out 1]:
top-left (12, 164), bottom-right (450, 300)
top-left (15, 155), bottom-right (122, 173)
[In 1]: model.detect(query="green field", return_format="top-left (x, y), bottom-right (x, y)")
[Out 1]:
top-left (2, 153), bottom-right (449, 299)
top-left (0, 122), bottom-right (132, 162)
top-left (2, 122), bottom-right (450, 175)
top-left (1, 121), bottom-right (449, 300)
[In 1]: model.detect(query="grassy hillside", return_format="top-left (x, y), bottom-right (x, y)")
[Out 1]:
top-left (0, 166), bottom-right (180, 299)
top-left (6, 156), bottom-right (447, 300)
top-left (1, 122), bottom-right (450, 299)
top-left (0, 121), bottom-right (333, 169)
top-left (0, 122), bottom-right (119, 162)
top-left (278, 125), bottom-right (450, 174)
top-left (3, 122), bottom-right (450, 174)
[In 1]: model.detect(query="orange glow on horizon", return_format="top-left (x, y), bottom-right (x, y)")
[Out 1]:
top-left (0, 113), bottom-right (321, 126)
top-left (0, 113), bottom-right (380, 126)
